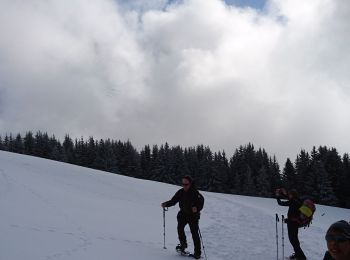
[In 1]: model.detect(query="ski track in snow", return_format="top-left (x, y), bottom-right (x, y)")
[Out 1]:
top-left (0, 151), bottom-right (348, 260)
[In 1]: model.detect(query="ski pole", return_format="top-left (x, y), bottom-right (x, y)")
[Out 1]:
top-left (282, 215), bottom-right (285, 260)
top-left (163, 207), bottom-right (168, 249)
top-left (198, 227), bottom-right (208, 260)
top-left (275, 214), bottom-right (279, 260)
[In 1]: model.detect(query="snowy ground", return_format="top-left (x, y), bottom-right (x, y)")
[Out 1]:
top-left (0, 151), bottom-right (349, 260)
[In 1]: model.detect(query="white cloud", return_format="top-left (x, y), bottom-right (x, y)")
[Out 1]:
top-left (0, 0), bottom-right (349, 162)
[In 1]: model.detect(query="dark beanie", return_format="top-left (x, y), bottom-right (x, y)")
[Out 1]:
top-left (289, 189), bottom-right (299, 198)
top-left (183, 175), bottom-right (193, 184)
top-left (327, 220), bottom-right (350, 239)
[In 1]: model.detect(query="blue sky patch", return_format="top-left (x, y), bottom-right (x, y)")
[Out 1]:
top-left (166, 0), bottom-right (268, 10)
top-left (224, 0), bottom-right (267, 10)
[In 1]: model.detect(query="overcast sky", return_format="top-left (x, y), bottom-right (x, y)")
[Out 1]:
top-left (0, 0), bottom-right (349, 163)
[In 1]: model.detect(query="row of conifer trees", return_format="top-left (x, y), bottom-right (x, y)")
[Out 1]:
top-left (1, 131), bottom-right (349, 208)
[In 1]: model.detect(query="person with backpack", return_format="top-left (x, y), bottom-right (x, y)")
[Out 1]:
top-left (276, 188), bottom-right (307, 260)
top-left (161, 175), bottom-right (204, 259)
top-left (323, 220), bottom-right (350, 260)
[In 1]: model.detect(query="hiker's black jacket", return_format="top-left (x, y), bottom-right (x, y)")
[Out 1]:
top-left (323, 251), bottom-right (334, 260)
top-left (277, 195), bottom-right (302, 220)
top-left (163, 187), bottom-right (203, 218)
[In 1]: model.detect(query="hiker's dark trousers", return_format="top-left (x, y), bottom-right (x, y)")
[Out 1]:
top-left (177, 211), bottom-right (201, 255)
top-left (288, 222), bottom-right (306, 260)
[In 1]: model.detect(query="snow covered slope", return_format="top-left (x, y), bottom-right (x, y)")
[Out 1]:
top-left (0, 151), bottom-right (349, 260)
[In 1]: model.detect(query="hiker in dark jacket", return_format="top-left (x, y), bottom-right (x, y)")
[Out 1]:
top-left (276, 188), bottom-right (306, 260)
top-left (161, 175), bottom-right (204, 259)
top-left (323, 220), bottom-right (350, 260)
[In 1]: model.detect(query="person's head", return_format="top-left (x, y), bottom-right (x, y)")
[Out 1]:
top-left (325, 220), bottom-right (350, 260)
top-left (288, 189), bottom-right (298, 199)
top-left (182, 175), bottom-right (194, 192)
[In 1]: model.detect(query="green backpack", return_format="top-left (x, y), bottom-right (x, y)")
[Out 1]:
top-left (296, 199), bottom-right (316, 228)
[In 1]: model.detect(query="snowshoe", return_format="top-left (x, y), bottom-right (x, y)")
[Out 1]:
top-left (188, 253), bottom-right (201, 259)
top-left (286, 254), bottom-right (306, 260)
top-left (176, 244), bottom-right (190, 256)
top-left (176, 243), bottom-right (187, 251)
top-left (177, 249), bottom-right (190, 257)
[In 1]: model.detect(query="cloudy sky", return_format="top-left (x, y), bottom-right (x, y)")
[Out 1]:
top-left (0, 0), bottom-right (349, 163)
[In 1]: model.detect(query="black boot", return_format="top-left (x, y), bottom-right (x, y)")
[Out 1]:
top-left (289, 253), bottom-right (306, 260)
top-left (175, 243), bottom-right (187, 252)
top-left (189, 253), bottom-right (201, 259)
